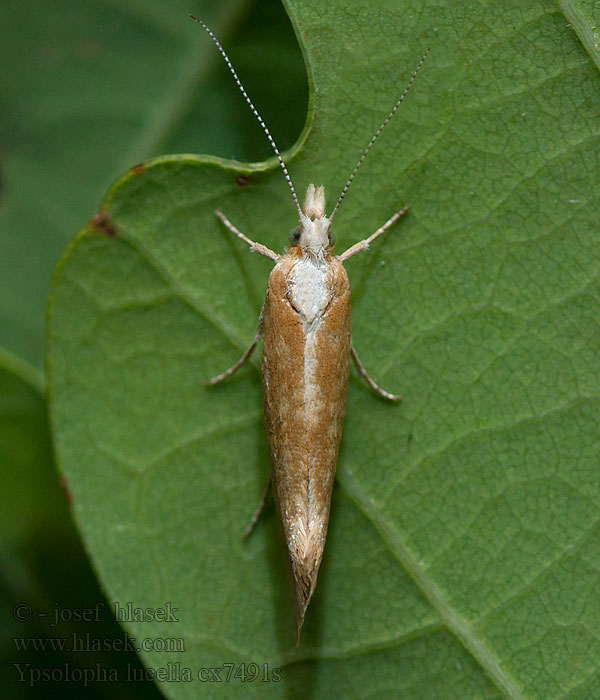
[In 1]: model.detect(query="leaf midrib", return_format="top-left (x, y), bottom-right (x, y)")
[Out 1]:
top-left (559, 0), bottom-right (600, 71)
top-left (339, 467), bottom-right (525, 699)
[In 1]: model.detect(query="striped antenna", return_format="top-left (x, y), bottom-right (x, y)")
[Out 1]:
top-left (190, 16), bottom-right (302, 219)
top-left (328, 47), bottom-right (431, 224)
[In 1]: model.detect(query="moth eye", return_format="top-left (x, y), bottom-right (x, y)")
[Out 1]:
top-left (288, 227), bottom-right (301, 245)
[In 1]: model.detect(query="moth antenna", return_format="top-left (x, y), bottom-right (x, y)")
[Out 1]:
top-left (189, 16), bottom-right (302, 219)
top-left (328, 47), bottom-right (431, 224)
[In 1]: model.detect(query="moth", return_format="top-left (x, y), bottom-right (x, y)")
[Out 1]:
top-left (191, 16), bottom-right (428, 642)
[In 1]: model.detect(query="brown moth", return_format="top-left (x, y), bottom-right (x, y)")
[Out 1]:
top-left (191, 16), bottom-right (428, 642)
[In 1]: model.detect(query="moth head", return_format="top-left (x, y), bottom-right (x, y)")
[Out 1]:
top-left (289, 184), bottom-right (334, 259)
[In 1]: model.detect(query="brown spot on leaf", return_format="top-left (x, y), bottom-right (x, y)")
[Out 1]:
top-left (235, 174), bottom-right (250, 188)
top-left (59, 474), bottom-right (73, 506)
top-left (77, 39), bottom-right (100, 59)
top-left (130, 162), bottom-right (145, 174)
top-left (90, 210), bottom-right (117, 237)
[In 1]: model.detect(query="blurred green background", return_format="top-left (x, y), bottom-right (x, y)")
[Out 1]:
top-left (0, 0), bottom-right (306, 696)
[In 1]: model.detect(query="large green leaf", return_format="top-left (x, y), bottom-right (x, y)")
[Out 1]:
top-left (47, 1), bottom-right (600, 698)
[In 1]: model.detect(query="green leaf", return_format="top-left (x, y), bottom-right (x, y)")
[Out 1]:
top-left (47, 1), bottom-right (600, 698)
top-left (0, 352), bottom-right (49, 541)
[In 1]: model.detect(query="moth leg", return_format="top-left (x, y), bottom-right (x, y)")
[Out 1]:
top-left (351, 345), bottom-right (402, 402)
top-left (338, 204), bottom-right (409, 262)
top-left (207, 308), bottom-right (264, 386)
top-left (216, 209), bottom-right (279, 262)
top-left (242, 479), bottom-right (271, 540)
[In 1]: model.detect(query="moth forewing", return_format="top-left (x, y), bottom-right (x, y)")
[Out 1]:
top-left (192, 15), bottom-right (428, 642)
